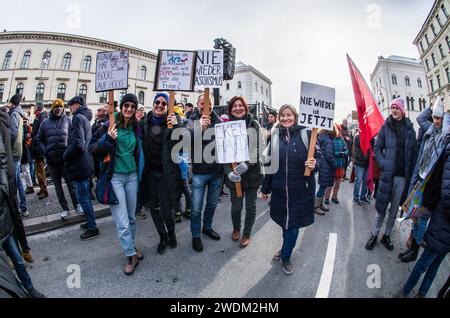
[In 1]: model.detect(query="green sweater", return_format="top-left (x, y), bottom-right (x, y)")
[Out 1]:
top-left (114, 124), bottom-right (137, 174)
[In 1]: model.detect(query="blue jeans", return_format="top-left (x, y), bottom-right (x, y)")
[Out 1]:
top-left (110, 172), bottom-right (138, 257)
top-left (191, 172), bottom-right (223, 238)
top-left (13, 160), bottom-right (27, 212)
top-left (353, 165), bottom-right (368, 200)
top-left (74, 179), bottom-right (97, 230)
top-left (413, 216), bottom-right (430, 245)
top-left (30, 160), bottom-right (36, 183)
top-left (316, 185), bottom-right (327, 198)
top-left (281, 228), bottom-right (300, 262)
top-left (3, 235), bottom-right (33, 290)
top-left (403, 247), bottom-right (447, 296)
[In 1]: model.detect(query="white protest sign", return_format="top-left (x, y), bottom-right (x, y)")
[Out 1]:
top-left (154, 50), bottom-right (197, 91)
top-left (215, 120), bottom-right (249, 164)
top-left (95, 51), bottom-right (129, 92)
top-left (195, 50), bottom-right (223, 89)
top-left (299, 82), bottom-right (335, 130)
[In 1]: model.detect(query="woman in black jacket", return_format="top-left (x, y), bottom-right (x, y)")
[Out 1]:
top-left (261, 104), bottom-right (321, 275)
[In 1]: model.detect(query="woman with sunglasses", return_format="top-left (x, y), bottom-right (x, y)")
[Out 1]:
top-left (89, 93), bottom-right (145, 276)
top-left (141, 93), bottom-right (182, 255)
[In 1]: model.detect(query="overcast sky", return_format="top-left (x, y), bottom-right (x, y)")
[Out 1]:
top-left (1, 0), bottom-right (432, 120)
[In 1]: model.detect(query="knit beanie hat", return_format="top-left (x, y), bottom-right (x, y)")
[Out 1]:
top-left (391, 97), bottom-right (405, 116)
top-left (35, 101), bottom-right (44, 111)
top-left (68, 95), bottom-right (85, 107)
top-left (153, 93), bottom-right (169, 104)
top-left (432, 98), bottom-right (444, 118)
top-left (9, 94), bottom-right (22, 106)
top-left (120, 94), bottom-right (138, 109)
top-left (51, 99), bottom-right (65, 110)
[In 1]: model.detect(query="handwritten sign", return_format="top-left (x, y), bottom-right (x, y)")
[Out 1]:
top-left (95, 51), bottom-right (129, 92)
top-left (154, 50), bottom-right (197, 92)
top-left (195, 50), bottom-right (223, 89)
top-left (299, 81), bottom-right (336, 130)
top-left (215, 121), bottom-right (249, 164)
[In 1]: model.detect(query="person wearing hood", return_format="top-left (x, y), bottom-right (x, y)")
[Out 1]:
top-left (142, 93), bottom-right (182, 255)
top-left (63, 96), bottom-right (99, 241)
top-left (31, 101), bottom-right (48, 199)
top-left (36, 99), bottom-right (81, 220)
top-left (366, 98), bottom-right (418, 251)
top-left (223, 96), bottom-right (264, 248)
top-left (6, 94), bottom-right (28, 216)
top-left (399, 98), bottom-right (448, 263)
top-left (315, 127), bottom-right (336, 215)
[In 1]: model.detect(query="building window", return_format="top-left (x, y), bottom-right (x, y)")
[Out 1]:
top-left (439, 44), bottom-right (446, 59)
top-left (82, 56), bottom-right (92, 72)
top-left (420, 41), bottom-right (425, 53)
top-left (139, 66), bottom-right (147, 80)
top-left (425, 34), bottom-right (430, 46)
top-left (238, 81), bottom-right (242, 89)
top-left (255, 82), bottom-right (258, 91)
top-left (20, 51), bottom-right (31, 69)
top-left (57, 83), bottom-right (66, 100)
top-left (410, 97), bottom-right (415, 111)
top-left (447, 68), bottom-right (450, 84)
top-left (430, 79), bottom-right (435, 92)
top-left (442, 4), bottom-right (449, 19)
top-left (431, 23), bottom-right (437, 37)
top-left (437, 14), bottom-right (443, 27)
top-left (261, 86), bottom-right (263, 94)
top-left (16, 83), bottom-right (24, 95)
top-left (392, 74), bottom-right (397, 85)
top-left (426, 59), bottom-right (430, 72)
top-left (119, 90), bottom-right (127, 103)
top-left (405, 76), bottom-right (410, 86)
top-left (423, 99), bottom-right (427, 108)
top-left (226, 83), bottom-right (230, 90)
top-left (266, 89), bottom-right (269, 97)
top-left (0, 84), bottom-right (3, 103)
top-left (432, 53), bottom-right (437, 66)
top-left (2, 51), bottom-right (12, 69)
top-left (418, 78), bottom-right (422, 88)
top-left (41, 51), bottom-right (51, 69)
top-left (35, 83), bottom-right (45, 101)
top-left (437, 74), bottom-right (442, 88)
top-left (138, 91), bottom-right (144, 105)
top-left (392, 95), bottom-right (397, 100)
top-left (79, 84), bottom-right (87, 99)
top-left (447, 36), bottom-right (450, 51)
top-left (62, 53), bottom-right (71, 70)
top-left (99, 91), bottom-right (107, 103)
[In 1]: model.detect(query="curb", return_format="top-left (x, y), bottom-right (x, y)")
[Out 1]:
top-left (24, 205), bottom-right (112, 236)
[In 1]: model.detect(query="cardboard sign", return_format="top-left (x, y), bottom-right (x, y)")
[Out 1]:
top-left (215, 121), bottom-right (249, 164)
top-left (299, 82), bottom-right (336, 130)
top-left (154, 50), bottom-right (197, 92)
top-left (195, 50), bottom-right (223, 89)
top-left (95, 51), bottom-right (129, 92)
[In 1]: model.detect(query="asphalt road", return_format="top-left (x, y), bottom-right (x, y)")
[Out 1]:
top-left (24, 181), bottom-right (450, 298)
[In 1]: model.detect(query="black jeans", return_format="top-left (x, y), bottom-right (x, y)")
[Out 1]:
top-left (147, 170), bottom-right (175, 235)
top-left (49, 164), bottom-right (78, 211)
top-left (230, 186), bottom-right (258, 237)
top-left (174, 179), bottom-right (192, 212)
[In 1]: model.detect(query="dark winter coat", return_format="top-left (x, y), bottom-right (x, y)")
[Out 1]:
top-left (141, 112), bottom-right (183, 203)
top-left (417, 107), bottom-right (433, 145)
top-left (223, 113), bottom-right (264, 190)
top-left (0, 250), bottom-right (28, 298)
top-left (424, 141), bottom-right (450, 255)
top-left (63, 106), bottom-right (94, 181)
top-left (353, 134), bottom-right (369, 167)
top-left (20, 123), bottom-right (32, 165)
top-left (374, 116), bottom-right (418, 214)
top-left (8, 105), bottom-right (25, 160)
top-left (31, 111), bottom-right (48, 159)
top-left (36, 112), bottom-right (71, 166)
top-left (0, 127), bottom-right (13, 244)
top-left (187, 109), bottom-right (223, 175)
top-left (318, 132), bottom-right (336, 187)
top-left (261, 125), bottom-right (322, 229)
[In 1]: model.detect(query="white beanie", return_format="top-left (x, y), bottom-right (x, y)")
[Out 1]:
top-left (432, 98), bottom-right (444, 118)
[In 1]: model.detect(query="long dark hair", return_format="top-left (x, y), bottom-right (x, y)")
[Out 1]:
top-left (117, 110), bottom-right (137, 129)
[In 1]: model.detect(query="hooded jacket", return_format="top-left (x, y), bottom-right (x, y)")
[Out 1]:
top-left (63, 106), bottom-right (94, 181)
top-left (31, 110), bottom-right (48, 159)
top-left (8, 105), bottom-right (25, 160)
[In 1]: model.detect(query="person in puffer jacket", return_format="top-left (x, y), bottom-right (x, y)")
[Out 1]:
top-left (315, 127), bottom-right (336, 215)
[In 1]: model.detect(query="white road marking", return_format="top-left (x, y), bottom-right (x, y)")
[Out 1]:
top-left (315, 233), bottom-right (338, 298)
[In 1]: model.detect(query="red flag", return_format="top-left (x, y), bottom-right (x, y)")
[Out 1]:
top-left (346, 54), bottom-right (384, 154)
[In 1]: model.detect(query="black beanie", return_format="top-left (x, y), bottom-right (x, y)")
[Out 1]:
top-left (120, 94), bottom-right (138, 109)
top-left (9, 94), bottom-right (22, 106)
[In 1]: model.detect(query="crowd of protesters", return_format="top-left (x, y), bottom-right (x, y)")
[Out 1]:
top-left (0, 91), bottom-right (448, 298)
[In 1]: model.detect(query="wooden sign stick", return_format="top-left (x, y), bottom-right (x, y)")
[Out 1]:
top-left (232, 163), bottom-right (243, 198)
top-left (304, 128), bottom-right (318, 177)
top-left (108, 90), bottom-right (115, 128)
top-left (168, 91), bottom-right (175, 129)
top-left (204, 87), bottom-right (210, 117)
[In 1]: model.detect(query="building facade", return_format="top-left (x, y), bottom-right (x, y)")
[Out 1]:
top-left (0, 31), bottom-right (157, 114)
top-left (370, 55), bottom-right (429, 129)
top-left (413, 0), bottom-right (450, 111)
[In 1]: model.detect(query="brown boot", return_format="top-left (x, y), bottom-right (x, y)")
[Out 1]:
top-left (22, 250), bottom-right (34, 263)
top-left (314, 198), bottom-right (325, 215)
top-left (124, 255), bottom-right (139, 276)
top-left (231, 230), bottom-right (240, 242)
top-left (239, 236), bottom-right (250, 248)
top-left (38, 190), bottom-right (48, 200)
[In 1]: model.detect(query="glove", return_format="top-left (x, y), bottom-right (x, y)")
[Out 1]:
top-left (234, 163), bottom-right (249, 176)
top-left (228, 172), bottom-right (242, 183)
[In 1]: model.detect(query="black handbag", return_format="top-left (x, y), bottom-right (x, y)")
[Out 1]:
top-left (95, 160), bottom-right (119, 205)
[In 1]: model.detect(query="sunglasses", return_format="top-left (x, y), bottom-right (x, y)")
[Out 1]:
top-left (154, 100), bottom-right (167, 107)
top-left (123, 103), bottom-right (136, 110)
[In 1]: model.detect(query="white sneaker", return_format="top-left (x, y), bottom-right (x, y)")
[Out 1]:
top-left (61, 210), bottom-right (70, 220)
top-left (76, 204), bottom-right (85, 216)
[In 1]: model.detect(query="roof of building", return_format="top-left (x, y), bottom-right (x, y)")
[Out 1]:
top-left (235, 61), bottom-right (272, 84)
top-left (413, 0), bottom-right (439, 45)
top-left (385, 55), bottom-right (421, 64)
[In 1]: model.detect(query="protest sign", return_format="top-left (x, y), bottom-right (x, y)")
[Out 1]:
top-left (195, 50), bottom-right (223, 89)
top-left (215, 120), bottom-right (249, 197)
top-left (299, 82), bottom-right (336, 176)
top-left (154, 50), bottom-right (197, 92)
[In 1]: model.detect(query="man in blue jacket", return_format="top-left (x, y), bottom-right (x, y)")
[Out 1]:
top-left (64, 96), bottom-right (99, 240)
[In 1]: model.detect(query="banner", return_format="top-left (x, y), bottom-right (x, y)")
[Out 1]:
top-left (299, 82), bottom-right (335, 130)
top-left (195, 50), bottom-right (223, 89)
top-left (215, 120), bottom-right (249, 164)
top-left (95, 51), bottom-right (129, 92)
top-left (154, 50), bottom-right (197, 92)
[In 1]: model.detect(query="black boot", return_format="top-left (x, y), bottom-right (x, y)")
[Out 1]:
top-left (168, 231), bottom-right (177, 249)
top-left (400, 240), bottom-right (420, 263)
top-left (157, 233), bottom-right (167, 255)
top-left (399, 237), bottom-right (417, 258)
top-left (365, 234), bottom-right (377, 250)
top-left (380, 235), bottom-right (394, 251)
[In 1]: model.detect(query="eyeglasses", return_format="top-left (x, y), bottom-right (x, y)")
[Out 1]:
top-left (154, 100), bottom-right (167, 107)
top-left (390, 106), bottom-right (400, 111)
top-left (123, 103), bottom-right (136, 110)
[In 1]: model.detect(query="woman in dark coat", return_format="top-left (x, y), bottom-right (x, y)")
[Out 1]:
top-left (261, 104), bottom-right (321, 275)
top-left (315, 128), bottom-right (336, 214)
